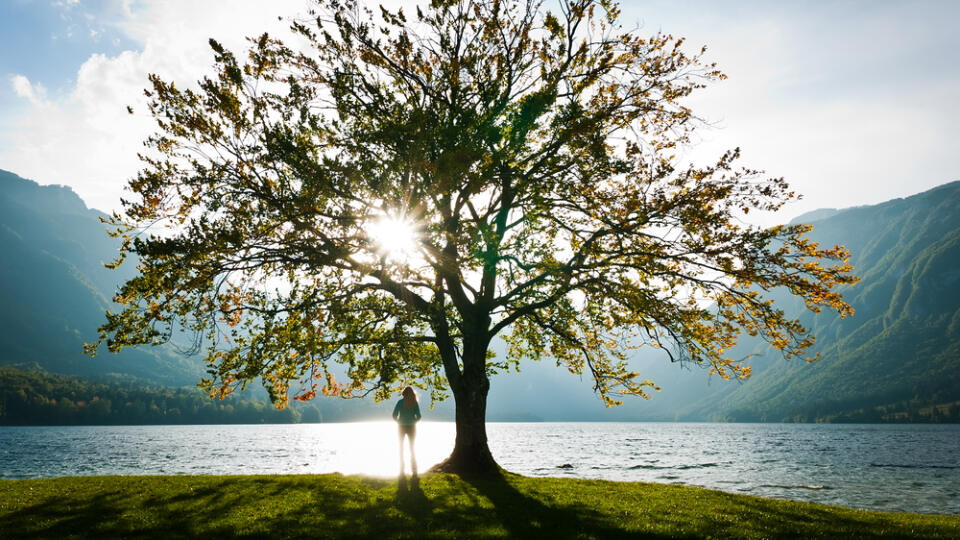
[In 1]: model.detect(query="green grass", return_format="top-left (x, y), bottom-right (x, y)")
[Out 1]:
top-left (1, 472), bottom-right (957, 539)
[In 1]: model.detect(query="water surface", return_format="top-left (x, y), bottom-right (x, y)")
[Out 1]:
top-left (1, 422), bottom-right (957, 515)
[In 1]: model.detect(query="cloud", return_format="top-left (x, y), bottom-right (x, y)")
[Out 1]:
top-left (0, 0), bottom-right (309, 213)
top-left (628, 0), bottom-right (960, 225)
top-left (1, 0), bottom-right (958, 221)
top-left (10, 75), bottom-right (45, 106)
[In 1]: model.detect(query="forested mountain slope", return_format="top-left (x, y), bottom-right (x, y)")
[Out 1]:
top-left (2, 167), bottom-right (958, 422)
top-left (0, 169), bottom-right (202, 385)
top-left (678, 181), bottom-right (960, 422)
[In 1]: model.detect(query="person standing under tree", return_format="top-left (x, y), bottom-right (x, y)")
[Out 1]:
top-left (392, 386), bottom-right (421, 477)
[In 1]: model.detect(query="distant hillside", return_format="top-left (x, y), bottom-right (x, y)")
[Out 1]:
top-left (0, 169), bottom-right (202, 385)
top-left (484, 181), bottom-right (960, 423)
top-left (674, 181), bottom-right (960, 422)
top-left (3, 167), bottom-right (958, 423)
top-left (0, 366), bottom-right (319, 425)
top-left (0, 169), bottom-right (705, 421)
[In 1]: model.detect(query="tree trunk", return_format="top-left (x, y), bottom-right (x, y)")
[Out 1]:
top-left (431, 358), bottom-right (500, 476)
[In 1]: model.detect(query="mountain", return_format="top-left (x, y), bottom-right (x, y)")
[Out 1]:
top-left (667, 181), bottom-right (960, 421)
top-left (0, 168), bottom-right (696, 420)
top-left (2, 166), bottom-right (958, 423)
top-left (488, 181), bottom-right (960, 422)
top-left (0, 169), bottom-right (203, 385)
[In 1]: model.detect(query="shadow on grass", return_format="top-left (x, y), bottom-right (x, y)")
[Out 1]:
top-left (396, 474), bottom-right (430, 518)
top-left (0, 488), bottom-right (131, 540)
top-left (0, 476), bottom-right (400, 539)
top-left (0, 474), bottom-right (660, 539)
top-left (689, 488), bottom-right (938, 540)
top-left (461, 470), bottom-right (663, 539)
top-left (2, 474), bottom-right (957, 539)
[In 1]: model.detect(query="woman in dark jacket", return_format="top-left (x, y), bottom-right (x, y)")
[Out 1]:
top-left (392, 386), bottom-right (422, 476)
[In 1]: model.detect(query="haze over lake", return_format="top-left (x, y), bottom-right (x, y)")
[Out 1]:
top-left (2, 422), bottom-right (958, 516)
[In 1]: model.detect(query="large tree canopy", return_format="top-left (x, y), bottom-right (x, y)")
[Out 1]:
top-left (89, 0), bottom-right (857, 474)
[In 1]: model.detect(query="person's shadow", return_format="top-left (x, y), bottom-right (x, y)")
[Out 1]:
top-left (396, 474), bottom-right (429, 516)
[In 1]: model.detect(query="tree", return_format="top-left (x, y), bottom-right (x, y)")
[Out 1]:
top-left (87, 0), bottom-right (857, 475)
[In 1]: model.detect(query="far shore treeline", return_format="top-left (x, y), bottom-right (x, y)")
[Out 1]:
top-left (2, 366), bottom-right (958, 425)
top-left (0, 367), bottom-right (320, 425)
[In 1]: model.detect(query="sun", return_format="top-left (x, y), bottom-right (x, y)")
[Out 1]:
top-left (366, 214), bottom-right (420, 263)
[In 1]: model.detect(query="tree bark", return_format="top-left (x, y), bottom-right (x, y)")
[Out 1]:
top-left (431, 369), bottom-right (500, 476)
top-left (430, 326), bottom-right (501, 476)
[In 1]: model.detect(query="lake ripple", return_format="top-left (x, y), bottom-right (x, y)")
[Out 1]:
top-left (1, 422), bottom-right (957, 515)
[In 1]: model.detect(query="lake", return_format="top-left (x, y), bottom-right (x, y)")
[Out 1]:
top-left (1, 422), bottom-right (957, 515)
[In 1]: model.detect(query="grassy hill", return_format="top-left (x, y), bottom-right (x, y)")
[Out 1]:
top-left (1, 473), bottom-right (957, 539)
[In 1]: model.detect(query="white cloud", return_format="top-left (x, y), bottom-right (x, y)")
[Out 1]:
top-left (1, 0), bottom-right (958, 221)
top-left (0, 0), bottom-right (310, 213)
top-left (10, 75), bottom-right (44, 106)
top-left (629, 1), bottom-right (960, 225)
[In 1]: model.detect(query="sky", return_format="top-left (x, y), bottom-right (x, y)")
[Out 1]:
top-left (1, 0), bottom-right (958, 224)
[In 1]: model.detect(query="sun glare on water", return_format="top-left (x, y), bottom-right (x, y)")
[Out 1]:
top-left (366, 214), bottom-right (420, 263)
top-left (323, 421), bottom-right (453, 476)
